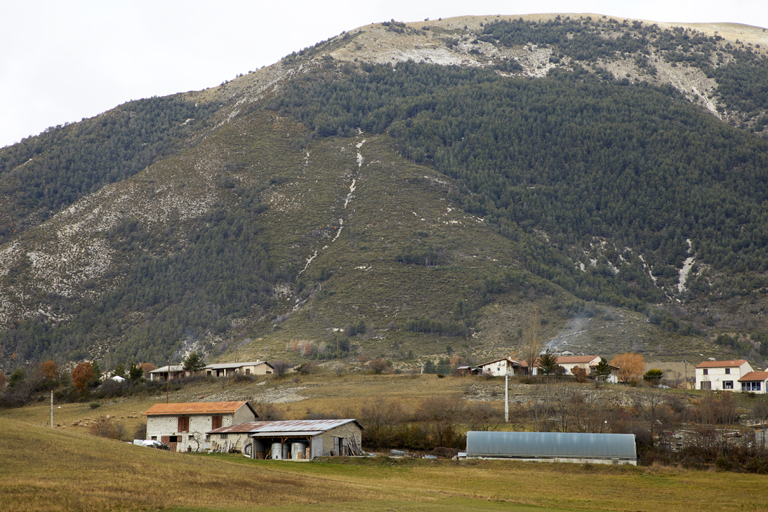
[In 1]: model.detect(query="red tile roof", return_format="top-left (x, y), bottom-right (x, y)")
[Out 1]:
top-left (144, 401), bottom-right (252, 416)
top-left (695, 360), bottom-right (748, 369)
top-left (739, 371), bottom-right (768, 382)
top-left (557, 355), bottom-right (600, 364)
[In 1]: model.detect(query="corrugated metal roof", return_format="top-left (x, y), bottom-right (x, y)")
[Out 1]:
top-left (208, 419), bottom-right (363, 434)
top-left (208, 421), bottom-right (269, 434)
top-left (739, 371), bottom-right (768, 382)
top-left (251, 431), bottom-right (323, 437)
top-left (144, 401), bottom-right (251, 416)
top-left (696, 359), bottom-right (748, 368)
top-left (466, 431), bottom-right (636, 460)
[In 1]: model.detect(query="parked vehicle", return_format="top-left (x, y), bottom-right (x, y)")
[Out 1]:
top-left (133, 439), bottom-right (170, 450)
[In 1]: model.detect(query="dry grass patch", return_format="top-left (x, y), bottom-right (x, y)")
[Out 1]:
top-left (3, 415), bottom-right (768, 511)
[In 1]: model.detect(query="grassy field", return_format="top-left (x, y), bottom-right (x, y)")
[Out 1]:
top-left (1, 413), bottom-right (767, 512)
top-left (0, 371), bottom-right (714, 438)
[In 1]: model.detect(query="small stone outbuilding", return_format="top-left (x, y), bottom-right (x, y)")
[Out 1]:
top-left (208, 419), bottom-right (364, 460)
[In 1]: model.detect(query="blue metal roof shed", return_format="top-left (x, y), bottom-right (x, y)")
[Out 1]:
top-left (466, 432), bottom-right (637, 465)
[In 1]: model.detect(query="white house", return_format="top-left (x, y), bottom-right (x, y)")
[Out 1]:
top-left (477, 357), bottom-right (520, 377)
top-left (144, 401), bottom-right (258, 452)
top-left (695, 360), bottom-right (753, 391)
top-left (205, 361), bottom-right (273, 377)
top-left (556, 355), bottom-right (619, 383)
top-left (557, 355), bottom-right (600, 375)
top-left (739, 371), bottom-right (768, 393)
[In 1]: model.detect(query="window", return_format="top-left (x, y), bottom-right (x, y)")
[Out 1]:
top-left (178, 416), bottom-right (189, 432)
top-left (723, 380), bottom-right (733, 390)
top-left (742, 381), bottom-right (763, 392)
top-left (703, 369), bottom-right (708, 375)
top-left (211, 415), bottom-right (223, 430)
top-left (725, 368), bottom-right (731, 375)
top-left (245, 369), bottom-right (251, 375)
top-left (220, 434), bottom-right (228, 440)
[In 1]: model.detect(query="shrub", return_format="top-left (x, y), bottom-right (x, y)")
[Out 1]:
top-left (369, 359), bottom-right (391, 374)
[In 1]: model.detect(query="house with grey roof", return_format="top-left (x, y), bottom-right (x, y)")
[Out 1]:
top-left (205, 361), bottom-right (273, 378)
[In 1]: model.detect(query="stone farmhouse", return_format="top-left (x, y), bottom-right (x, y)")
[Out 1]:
top-left (144, 401), bottom-right (258, 452)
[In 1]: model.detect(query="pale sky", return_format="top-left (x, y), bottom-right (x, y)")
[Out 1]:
top-left (1, 0), bottom-right (766, 149)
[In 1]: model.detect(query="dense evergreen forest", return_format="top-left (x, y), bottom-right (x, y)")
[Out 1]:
top-left (0, 182), bottom-right (283, 365)
top-left (272, 57), bottom-right (768, 311)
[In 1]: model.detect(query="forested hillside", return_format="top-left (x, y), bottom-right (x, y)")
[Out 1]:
top-left (2, 14), bottom-right (768, 373)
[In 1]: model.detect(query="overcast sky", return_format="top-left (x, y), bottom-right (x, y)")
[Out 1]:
top-left (2, 0), bottom-right (766, 149)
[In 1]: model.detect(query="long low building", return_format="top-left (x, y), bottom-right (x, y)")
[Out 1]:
top-left (465, 431), bottom-right (637, 465)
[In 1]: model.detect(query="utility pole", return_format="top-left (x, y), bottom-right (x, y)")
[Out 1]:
top-left (166, 357), bottom-right (170, 403)
top-left (504, 360), bottom-right (509, 423)
top-left (50, 391), bottom-right (54, 428)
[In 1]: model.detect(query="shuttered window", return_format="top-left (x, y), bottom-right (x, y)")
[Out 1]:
top-left (211, 415), bottom-right (222, 430)
top-left (178, 416), bottom-right (189, 432)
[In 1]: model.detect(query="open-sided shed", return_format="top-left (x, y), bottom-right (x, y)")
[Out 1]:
top-left (465, 431), bottom-right (636, 465)
top-left (208, 419), bottom-right (364, 460)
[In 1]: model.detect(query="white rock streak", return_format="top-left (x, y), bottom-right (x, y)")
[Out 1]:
top-left (332, 219), bottom-right (344, 242)
top-left (343, 179), bottom-right (356, 209)
top-left (298, 137), bottom-right (364, 276)
top-left (298, 250), bottom-right (318, 276)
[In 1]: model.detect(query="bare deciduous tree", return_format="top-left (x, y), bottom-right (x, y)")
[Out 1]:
top-left (270, 360), bottom-right (292, 378)
top-left (520, 307), bottom-right (542, 376)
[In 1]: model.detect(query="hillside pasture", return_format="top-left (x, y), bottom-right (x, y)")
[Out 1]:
top-left (1, 415), bottom-right (768, 511)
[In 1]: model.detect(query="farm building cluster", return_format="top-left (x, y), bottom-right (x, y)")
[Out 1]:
top-left (149, 360), bottom-right (274, 381)
top-left (466, 354), bottom-right (620, 383)
top-left (141, 400), bottom-right (638, 465)
top-left (142, 401), bottom-right (364, 460)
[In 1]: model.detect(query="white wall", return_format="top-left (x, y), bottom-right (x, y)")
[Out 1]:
top-left (696, 362), bottom-right (752, 391)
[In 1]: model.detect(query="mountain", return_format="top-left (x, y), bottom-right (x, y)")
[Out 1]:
top-left (2, 14), bottom-right (768, 372)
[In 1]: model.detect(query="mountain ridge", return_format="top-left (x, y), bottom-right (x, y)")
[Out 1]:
top-left (2, 14), bottom-right (768, 372)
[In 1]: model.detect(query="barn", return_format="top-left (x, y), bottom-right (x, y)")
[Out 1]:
top-left (208, 419), bottom-right (365, 460)
top-left (465, 431), bottom-right (637, 465)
